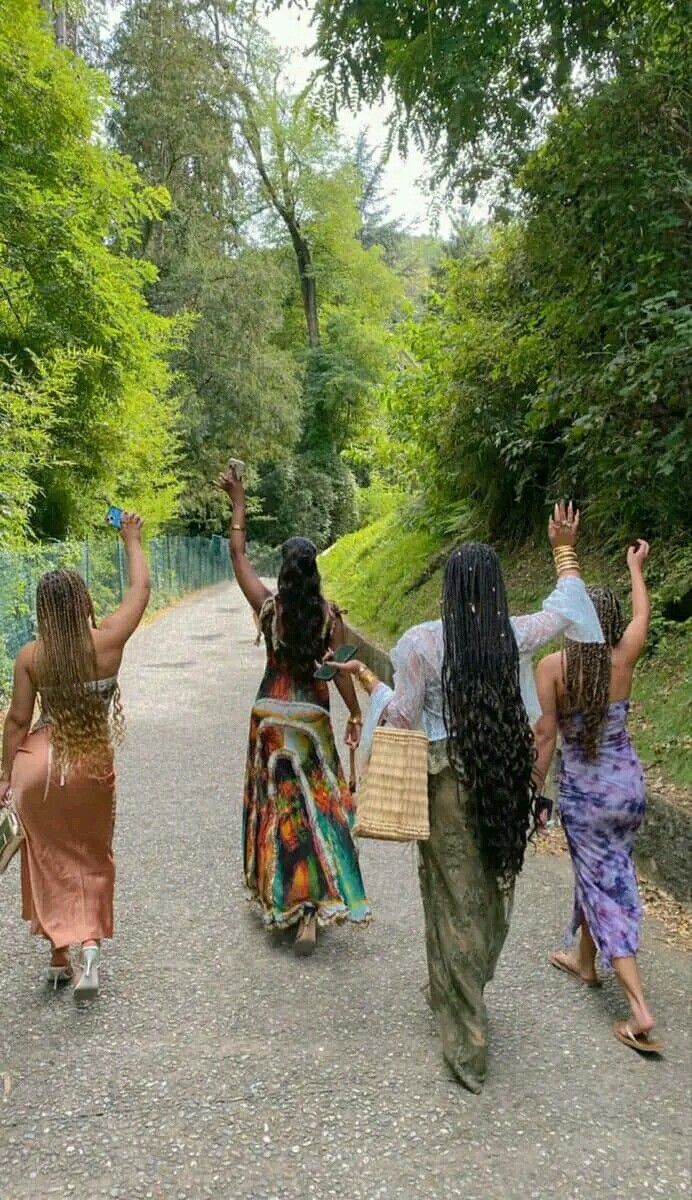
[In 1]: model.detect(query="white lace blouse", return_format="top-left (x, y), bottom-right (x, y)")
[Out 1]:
top-left (361, 575), bottom-right (603, 763)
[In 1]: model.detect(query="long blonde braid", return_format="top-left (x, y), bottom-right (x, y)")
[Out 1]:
top-left (34, 570), bottom-right (124, 775)
top-left (563, 586), bottom-right (625, 759)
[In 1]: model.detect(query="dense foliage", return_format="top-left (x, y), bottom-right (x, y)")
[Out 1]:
top-left (378, 48), bottom-right (691, 548)
top-left (306, 0), bottom-right (689, 196)
top-left (1, 0), bottom-right (688, 572)
top-left (0, 0), bottom-right (181, 545)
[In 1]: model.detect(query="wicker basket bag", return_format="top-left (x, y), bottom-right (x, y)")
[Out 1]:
top-left (355, 726), bottom-right (430, 841)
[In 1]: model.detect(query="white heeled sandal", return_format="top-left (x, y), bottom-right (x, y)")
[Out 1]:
top-left (73, 945), bottom-right (100, 1001)
top-left (47, 965), bottom-right (73, 991)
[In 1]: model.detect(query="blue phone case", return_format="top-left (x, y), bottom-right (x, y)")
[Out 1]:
top-left (106, 505), bottom-right (123, 530)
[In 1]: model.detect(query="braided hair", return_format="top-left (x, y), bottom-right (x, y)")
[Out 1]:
top-left (564, 586), bottom-right (624, 759)
top-left (34, 570), bottom-right (124, 774)
top-left (441, 543), bottom-right (537, 883)
top-left (276, 537), bottom-right (327, 680)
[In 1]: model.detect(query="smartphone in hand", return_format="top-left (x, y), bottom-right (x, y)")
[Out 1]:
top-left (315, 644), bottom-right (359, 681)
top-left (106, 505), bottom-right (124, 530)
top-left (227, 458), bottom-right (245, 482)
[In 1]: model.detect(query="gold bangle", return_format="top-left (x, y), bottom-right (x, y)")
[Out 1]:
top-left (357, 666), bottom-right (378, 691)
top-left (552, 548), bottom-right (578, 565)
top-left (231, 523), bottom-right (245, 532)
top-left (347, 715), bottom-right (363, 726)
top-left (553, 556), bottom-right (580, 576)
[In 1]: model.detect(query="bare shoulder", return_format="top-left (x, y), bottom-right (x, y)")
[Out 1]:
top-left (16, 641), bottom-right (36, 671)
top-left (536, 650), bottom-right (561, 679)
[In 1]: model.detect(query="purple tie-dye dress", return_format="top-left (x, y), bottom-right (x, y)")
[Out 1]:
top-left (558, 700), bottom-right (646, 967)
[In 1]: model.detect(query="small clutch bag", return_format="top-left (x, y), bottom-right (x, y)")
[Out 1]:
top-left (0, 794), bottom-right (24, 873)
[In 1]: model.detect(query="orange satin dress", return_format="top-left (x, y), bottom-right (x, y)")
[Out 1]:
top-left (11, 683), bottom-right (117, 948)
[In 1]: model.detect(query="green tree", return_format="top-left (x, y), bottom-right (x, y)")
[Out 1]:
top-left (109, 0), bottom-right (302, 533)
top-left (302, 0), bottom-right (688, 196)
top-left (0, 0), bottom-right (180, 542)
top-left (380, 49), bottom-right (691, 545)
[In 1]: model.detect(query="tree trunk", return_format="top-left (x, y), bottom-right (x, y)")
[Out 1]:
top-left (290, 227), bottom-right (320, 348)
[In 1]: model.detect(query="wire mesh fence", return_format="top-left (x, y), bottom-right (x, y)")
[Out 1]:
top-left (0, 534), bottom-right (247, 703)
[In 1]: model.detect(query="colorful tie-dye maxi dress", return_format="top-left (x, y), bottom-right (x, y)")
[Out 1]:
top-left (242, 597), bottom-right (370, 930)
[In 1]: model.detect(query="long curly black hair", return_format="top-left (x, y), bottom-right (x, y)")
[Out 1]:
top-left (564, 586), bottom-right (624, 760)
top-left (276, 537), bottom-right (327, 680)
top-left (441, 543), bottom-right (537, 883)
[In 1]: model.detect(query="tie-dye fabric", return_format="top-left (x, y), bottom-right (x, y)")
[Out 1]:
top-left (241, 598), bottom-right (370, 929)
top-left (559, 700), bottom-right (646, 967)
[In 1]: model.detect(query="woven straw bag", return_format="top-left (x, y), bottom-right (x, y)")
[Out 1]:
top-left (355, 726), bottom-right (430, 841)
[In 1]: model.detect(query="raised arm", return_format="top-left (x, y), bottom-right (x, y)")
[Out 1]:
top-left (218, 469), bottom-right (271, 615)
top-left (98, 514), bottom-right (151, 648)
top-left (617, 540), bottom-right (651, 665)
top-left (533, 653), bottom-right (560, 794)
top-left (512, 501), bottom-right (602, 654)
top-left (1, 644), bottom-right (37, 800)
top-left (330, 633), bottom-right (427, 753)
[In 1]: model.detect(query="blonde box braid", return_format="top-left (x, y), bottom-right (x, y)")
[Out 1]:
top-left (34, 570), bottom-right (124, 776)
top-left (563, 586), bottom-right (625, 760)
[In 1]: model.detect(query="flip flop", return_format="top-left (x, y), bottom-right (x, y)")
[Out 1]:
top-left (549, 951), bottom-right (601, 988)
top-left (613, 1022), bottom-right (664, 1055)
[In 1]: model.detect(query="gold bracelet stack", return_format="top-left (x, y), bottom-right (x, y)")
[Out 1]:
top-left (553, 546), bottom-right (580, 576)
top-left (357, 665), bottom-right (379, 692)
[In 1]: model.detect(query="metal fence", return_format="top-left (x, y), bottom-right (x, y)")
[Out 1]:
top-left (0, 534), bottom-right (235, 702)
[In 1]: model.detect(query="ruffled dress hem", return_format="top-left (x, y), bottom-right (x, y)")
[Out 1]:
top-left (244, 888), bottom-right (371, 930)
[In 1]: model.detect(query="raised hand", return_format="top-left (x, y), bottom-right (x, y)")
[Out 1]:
top-left (119, 513), bottom-right (144, 543)
top-left (548, 500), bottom-right (580, 548)
top-left (217, 469), bottom-right (245, 506)
top-left (627, 539), bottom-right (650, 570)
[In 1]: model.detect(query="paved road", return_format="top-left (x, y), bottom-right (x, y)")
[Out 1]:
top-left (1, 584), bottom-right (689, 1200)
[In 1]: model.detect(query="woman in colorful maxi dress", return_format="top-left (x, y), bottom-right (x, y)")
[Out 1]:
top-left (0, 515), bottom-right (150, 998)
top-left (330, 503), bottom-right (602, 1093)
top-left (534, 539), bottom-right (662, 1053)
top-left (218, 467), bottom-right (370, 956)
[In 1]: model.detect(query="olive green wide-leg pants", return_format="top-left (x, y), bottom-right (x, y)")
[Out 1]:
top-left (418, 768), bottom-right (514, 1094)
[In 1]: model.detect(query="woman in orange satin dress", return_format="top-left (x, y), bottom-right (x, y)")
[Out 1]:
top-left (0, 514), bottom-right (150, 999)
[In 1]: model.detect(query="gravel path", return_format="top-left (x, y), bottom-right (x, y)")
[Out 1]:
top-left (1, 583), bottom-right (689, 1199)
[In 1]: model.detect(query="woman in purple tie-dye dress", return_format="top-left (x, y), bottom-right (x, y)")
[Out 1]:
top-left (534, 540), bottom-right (663, 1055)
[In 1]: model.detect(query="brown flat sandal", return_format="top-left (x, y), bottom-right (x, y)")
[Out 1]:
top-left (549, 951), bottom-right (601, 988)
top-left (294, 911), bottom-right (317, 958)
top-left (613, 1022), bottom-right (664, 1055)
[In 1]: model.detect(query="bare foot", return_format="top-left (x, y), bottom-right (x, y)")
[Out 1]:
top-left (613, 1018), bottom-right (663, 1054)
top-left (549, 949), bottom-right (600, 987)
top-left (624, 1000), bottom-right (656, 1039)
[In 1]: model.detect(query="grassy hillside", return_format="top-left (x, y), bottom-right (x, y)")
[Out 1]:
top-left (320, 515), bottom-right (691, 794)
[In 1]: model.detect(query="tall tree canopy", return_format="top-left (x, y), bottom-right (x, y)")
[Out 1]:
top-left (304, 0), bottom-right (689, 195)
top-left (109, 1), bottom-right (405, 545)
top-left (0, 0), bottom-right (180, 543)
top-left (377, 38), bottom-right (691, 545)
